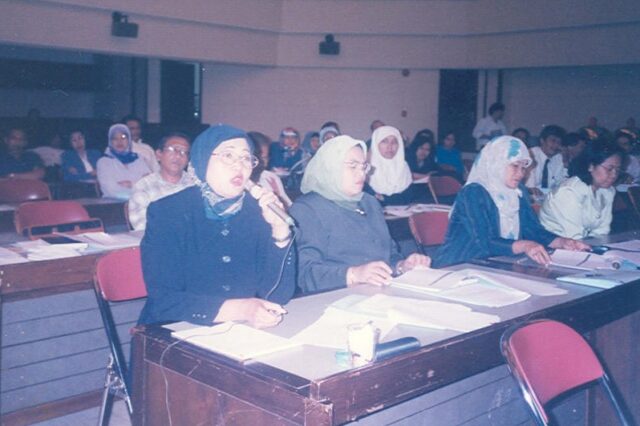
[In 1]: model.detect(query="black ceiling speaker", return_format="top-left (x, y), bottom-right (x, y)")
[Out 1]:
top-left (319, 34), bottom-right (340, 55)
top-left (111, 12), bottom-right (138, 38)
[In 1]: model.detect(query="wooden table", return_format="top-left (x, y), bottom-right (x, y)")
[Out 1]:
top-left (131, 258), bottom-right (640, 425)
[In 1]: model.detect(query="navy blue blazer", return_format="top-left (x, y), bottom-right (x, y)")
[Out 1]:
top-left (138, 187), bottom-right (296, 326)
top-left (433, 183), bottom-right (557, 268)
top-left (61, 149), bottom-right (101, 181)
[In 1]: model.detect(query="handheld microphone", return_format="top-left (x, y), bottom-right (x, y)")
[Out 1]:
top-left (245, 180), bottom-right (296, 227)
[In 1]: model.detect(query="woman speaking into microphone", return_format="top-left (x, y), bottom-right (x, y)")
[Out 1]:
top-left (138, 124), bottom-right (296, 328)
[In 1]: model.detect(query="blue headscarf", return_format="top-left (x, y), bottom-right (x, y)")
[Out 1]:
top-left (187, 124), bottom-right (254, 220)
top-left (106, 124), bottom-right (139, 165)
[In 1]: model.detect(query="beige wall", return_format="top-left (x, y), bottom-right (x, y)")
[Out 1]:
top-left (201, 64), bottom-right (439, 141)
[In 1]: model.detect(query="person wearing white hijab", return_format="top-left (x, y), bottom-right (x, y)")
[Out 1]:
top-left (367, 125), bottom-right (414, 206)
top-left (290, 135), bottom-right (430, 293)
top-left (433, 136), bottom-right (588, 268)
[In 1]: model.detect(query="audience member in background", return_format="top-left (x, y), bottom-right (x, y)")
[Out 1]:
top-left (433, 136), bottom-right (588, 268)
top-left (30, 130), bottom-right (64, 181)
top-left (540, 143), bottom-right (623, 239)
top-left (319, 122), bottom-right (340, 143)
top-left (123, 115), bottom-right (159, 173)
top-left (138, 124), bottom-right (295, 327)
top-left (301, 131), bottom-right (320, 161)
top-left (512, 127), bottom-right (531, 147)
top-left (436, 132), bottom-right (465, 179)
top-left (269, 127), bottom-right (304, 171)
top-left (580, 116), bottom-right (609, 141)
top-left (366, 119), bottom-right (385, 148)
top-left (472, 102), bottom-right (507, 151)
top-left (614, 129), bottom-right (640, 183)
top-left (61, 129), bottom-right (101, 182)
top-left (623, 117), bottom-right (638, 141)
top-left (406, 131), bottom-right (438, 178)
top-left (128, 132), bottom-right (193, 230)
top-left (291, 135), bottom-right (430, 294)
top-left (366, 125), bottom-right (415, 206)
top-left (525, 125), bottom-right (566, 195)
top-left (97, 124), bottom-right (151, 199)
top-left (248, 132), bottom-right (292, 207)
top-left (0, 127), bottom-right (44, 179)
top-left (560, 132), bottom-right (588, 179)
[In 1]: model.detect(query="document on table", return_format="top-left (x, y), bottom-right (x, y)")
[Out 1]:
top-left (390, 267), bottom-right (531, 307)
top-left (384, 204), bottom-right (452, 218)
top-left (171, 322), bottom-right (301, 361)
top-left (0, 247), bottom-right (29, 265)
top-left (550, 249), bottom-right (639, 270)
top-left (557, 269), bottom-right (640, 289)
top-left (71, 231), bottom-right (141, 249)
top-left (14, 239), bottom-right (87, 261)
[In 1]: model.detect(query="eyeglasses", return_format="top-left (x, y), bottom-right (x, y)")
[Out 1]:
top-left (212, 151), bottom-right (259, 169)
top-left (344, 161), bottom-right (371, 174)
top-left (164, 145), bottom-right (190, 157)
top-left (597, 164), bottom-right (621, 175)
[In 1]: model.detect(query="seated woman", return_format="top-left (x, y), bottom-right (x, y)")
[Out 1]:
top-left (61, 129), bottom-right (102, 182)
top-left (433, 136), bottom-right (589, 268)
top-left (138, 125), bottom-right (296, 327)
top-left (96, 124), bottom-right (151, 199)
top-left (248, 131), bottom-right (293, 207)
top-left (366, 125), bottom-right (415, 206)
top-left (290, 135), bottom-right (430, 294)
top-left (407, 132), bottom-right (463, 183)
top-left (540, 143), bottom-right (623, 239)
top-left (435, 132), bottom-right (465, 180)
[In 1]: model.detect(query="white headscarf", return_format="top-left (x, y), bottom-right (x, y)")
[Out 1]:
top-left (466, 136), bottom-right (532, 239)
top-left (368, 126), bottom-right (413, 196)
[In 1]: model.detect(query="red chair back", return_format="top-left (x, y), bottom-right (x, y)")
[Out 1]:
top-left (428, 175), bottom-right (462, 204)
top-left (95, 247), bottom-right (147, 302)
top-left (14, 200), bottom-right (103, 238)
top-left (408, 210), bottom-right (450, 247)
top-left (0, 178), bottom-right (51, 203)
top-left (501, 320), bottom-right (630, 425)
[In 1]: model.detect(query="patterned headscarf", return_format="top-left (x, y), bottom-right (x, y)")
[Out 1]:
top-left (186, 124), bottom-right (254, 220)
top-left (301, 135), bottom-right (367, 210)
top-left (106, 124), bottom-right (138, 165)
top-left (368, 126), bottom-right (413, 196)
top-left (466, 136), bottom-right (532, 239)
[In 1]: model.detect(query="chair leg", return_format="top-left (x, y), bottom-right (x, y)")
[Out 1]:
top-left (98, 357), bottom-right (115, 426)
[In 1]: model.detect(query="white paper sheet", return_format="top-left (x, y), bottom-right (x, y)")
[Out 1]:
top-left (289, 307), bottom-right (396, 349)
top-left (391, 267), bottom-right (531, 307)
top-left (0, 247), bottom-right (29, 265)
top-left (71, 232), bottom-right (141, 249)
top-left (550, 249), bottom-right (629, 270)
top-left (171, 322), bottom-right (301, 361)
top-left (557, 270), bottom-right (640, 289)
top-left (384, 204), bottom-right (452, 218)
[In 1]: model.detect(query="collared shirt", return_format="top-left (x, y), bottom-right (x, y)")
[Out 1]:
top-left (540, 176), bottom-right (615, 239)
top-left (131, 139), bottom-right (160, 173)
top-left (526, 146), bottom-right (565, 190)
top-left (128, 172), bottom-right (193, 230)
top-left (472, 117), bottom-right (507, 150)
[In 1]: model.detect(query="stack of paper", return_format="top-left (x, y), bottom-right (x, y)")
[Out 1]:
top-left (172, 322), bottom-right (301, 361)
top-left (550, 249), bottom-right (639, 271)
top-left (390, 267), bottom-right (530, 307)
top-left (384, 204), bottom-right (452, 218)
top-left (14, 239), bottom-right (87, 261)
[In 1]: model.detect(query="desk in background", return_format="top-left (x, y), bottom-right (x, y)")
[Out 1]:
top-left (132, 257), bottom-right (640, 425)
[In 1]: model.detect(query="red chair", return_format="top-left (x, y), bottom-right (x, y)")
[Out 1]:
top-left (14, 200), bottom-right (104, 239)
top-left (0, 178), bottom-right (51, 203)
top-left (408, 210), bottom-right (450, 253)
top-left (427, 175), bottom-right (462, 204)
top-left (94, 247), bottom-right (147, 426)
top-left (501, 319), bottom-right (632, 425)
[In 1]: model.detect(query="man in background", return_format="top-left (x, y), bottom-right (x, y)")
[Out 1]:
top-left (472, 102), bottom-right (507, 151)
top-left (123, 115), bottom-right (160, 173)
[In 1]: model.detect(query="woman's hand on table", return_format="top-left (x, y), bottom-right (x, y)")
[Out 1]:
top-left (549, 237), bottom-right (590, 252)
top-left (512, 240), bottom-right (552, 266)
top-left (396, 254), bottom-right (431, 274)
top-left (216, 298), bottom-right (287, 329)
top-left (347, 261), bottom-right (393, 287)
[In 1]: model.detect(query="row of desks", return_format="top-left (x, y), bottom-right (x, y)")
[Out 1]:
top-left (131, 232), bottom-right (640, 425)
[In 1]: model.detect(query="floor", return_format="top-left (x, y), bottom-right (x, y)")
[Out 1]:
top-left (32, 400), bottom-right (131, 426)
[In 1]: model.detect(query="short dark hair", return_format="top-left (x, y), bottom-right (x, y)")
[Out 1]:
top-left (614, 128), bottom-right (635, 144)
top-left (121, 114), bottom-right (142, 125)
top-left (488, 102), bottom-right (505, 115)
top-left (512, 127), bottom-right (530, 138)
top-left (156, 132), bottom-right (191, 151)
top-left (320, 121), bottom-right (340, 132)
top-left (568, 141), bottom-right (625, 185)
top-left (561, 132), bottom-right (588, 148)
top-left (540, 125), bottom-right (566, 141)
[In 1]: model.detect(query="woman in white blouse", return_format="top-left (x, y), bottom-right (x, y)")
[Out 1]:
top-left (540, 142), bottom-right (624, 239)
